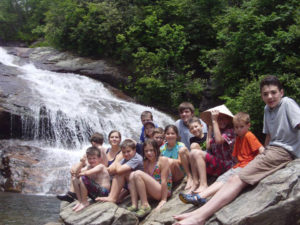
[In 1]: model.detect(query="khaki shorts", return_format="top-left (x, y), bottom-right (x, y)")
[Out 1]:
top-left (238, 146), bottom-right (293, 185)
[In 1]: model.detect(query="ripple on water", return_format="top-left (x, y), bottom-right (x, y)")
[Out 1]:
top-left (0, 192), bottom-right (60, 225)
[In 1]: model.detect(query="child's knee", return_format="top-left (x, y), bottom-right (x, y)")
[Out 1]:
top-left (190, 143), bottom-right (201, 150)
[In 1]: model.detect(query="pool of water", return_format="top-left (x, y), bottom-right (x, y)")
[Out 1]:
top-left (0, 192), bottom-right (60, 225)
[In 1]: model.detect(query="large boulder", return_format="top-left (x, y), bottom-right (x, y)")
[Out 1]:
top-left (58, 159), bottom-right (300, 225)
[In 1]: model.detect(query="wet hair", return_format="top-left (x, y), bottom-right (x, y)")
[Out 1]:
top-left (260, 75), bottom-right (283, 92)
top-left (143, 139), bottom-right (160, 161)
top-left (108, 130), bottom-right (121, 140)
top-left (164, 124), bottom-right (181, 141)
top-left (89, 132), bottom-right (104, 145)
top-left (187, 117), bottom-right (202, 128)
top-left (141, 111), bottom-right (153, 120)
top-left (233, 112), bottom-right (250, 125)
top-left (153, 127), bottom-right (164, 136)
top-left (86, 146), bottom-right (101, 158)
top-left (120, 139), bottom-right (136, 150)
top-left (178, 102), bottom-right (195, 114)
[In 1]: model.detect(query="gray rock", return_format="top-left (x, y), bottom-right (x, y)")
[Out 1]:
top-left (58, 159), bottom-right (300, 225)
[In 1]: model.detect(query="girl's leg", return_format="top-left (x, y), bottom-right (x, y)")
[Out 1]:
top-left (134, 171), bottom-right (162, 207)
top-left (178, 147), bottom-right (193, 190)
top-left (128, 171), bottom-right (139, 208)
top-left (169, 159), bottom-right (185, 182)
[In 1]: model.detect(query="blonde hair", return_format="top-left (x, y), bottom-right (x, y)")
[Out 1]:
top-left (233, 112), bottom-right (250, 125)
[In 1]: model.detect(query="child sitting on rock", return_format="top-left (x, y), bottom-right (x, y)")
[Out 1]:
top-left (127, 139), bottom-right (172, 218)
top-left (72, 146), bottom-right (110, 212)
top-left (179, 112), bottom-right (264, 205)
top-left (96, 139), bottom-right (144, 203)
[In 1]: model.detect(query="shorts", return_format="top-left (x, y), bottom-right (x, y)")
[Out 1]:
top-left (205, 153), bottom-right (232, 176)
top-left (81, 176), bottom-right (109, 200)
top-left (216, 167), bottom-right (241, 183)
top-left (238, 146), bottom-right (293, 185)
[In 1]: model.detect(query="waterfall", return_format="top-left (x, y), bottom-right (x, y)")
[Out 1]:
top-left (0, 47), bottom-right (175, 194)
top-left (0, 47), bottom-right (174, 148)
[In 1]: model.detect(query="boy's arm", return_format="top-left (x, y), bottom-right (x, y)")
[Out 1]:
top-left (258, 146), bottom-right (265, 154)
top-left (264, 134), bottom-right (271, 146)
top-left (70, 154), bottom-right (86, 177)
top-left (79, 164), bottom-right (104, 176)
top-left (115, 163), bottom-right (132, 174)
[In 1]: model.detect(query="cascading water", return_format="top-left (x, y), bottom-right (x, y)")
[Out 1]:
top-left (0, 47), bottom-right (175, 194)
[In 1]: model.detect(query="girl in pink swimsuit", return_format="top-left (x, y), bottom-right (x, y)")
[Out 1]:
top-left (127, 139), bottom-right (172, 218)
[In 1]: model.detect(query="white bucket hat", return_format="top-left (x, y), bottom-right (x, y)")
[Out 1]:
top-left (200, 104), bottom-right (234, 125)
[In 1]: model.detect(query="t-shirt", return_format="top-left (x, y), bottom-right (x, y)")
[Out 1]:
top-left (263, 97), bottom-right (300, 158)
top-left (232, 131), bottom-right (262, 168)
top-left (121, 153), bottom-right (144, 171)
top-left (190, 134), bottom-right (207, 146)
top-left (175, 119), bottom-right (207, 150)
top-left (160, 142), bottom-right (185, 159)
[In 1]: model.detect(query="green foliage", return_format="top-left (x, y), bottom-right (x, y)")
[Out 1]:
top-left (1, 0), bottom-right (299, 137)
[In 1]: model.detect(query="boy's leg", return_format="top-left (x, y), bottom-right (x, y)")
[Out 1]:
top-left (198, 181), bottom-right (224, 199)
top-left (128, 172), bottom-right (139, 208)
top-left (72, 177), bottom-right (82, 210)
top-left (173, 175), bottom-right (247, 225)
top-left (189, 152), bottom-right (199, 192)
top-left (178, 147), bottom-right (193, 190)
top-left (96, 171), bottom-right (130, 203)
top-left (190, 150), bottom-right (208, 193)
top-left (74, 177), bottom-right (90, 212)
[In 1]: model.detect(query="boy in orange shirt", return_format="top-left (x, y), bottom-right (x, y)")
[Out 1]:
top-left (179, 112), bottom-right (264, 205)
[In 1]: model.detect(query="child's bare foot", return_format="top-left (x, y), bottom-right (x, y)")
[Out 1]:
top-left (184, 177), bottom-right (193, 190)
top-left (173, 212), bottom-right (193, 221)
top-left (74, 202), bottom-right (89, 212)
top-left (95, 196), bottom-right (116, 203)
top-left (193, 184), bottom-right (208, 194)
top-left (72, 202), bottom-right (81, 211)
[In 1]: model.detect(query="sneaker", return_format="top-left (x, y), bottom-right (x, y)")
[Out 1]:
top-left (127, 205), bottom-right (137, 212)
top-left (56, 191), bottom-right (77, 203)
top-left (136, 206), bottom-right (151, 218)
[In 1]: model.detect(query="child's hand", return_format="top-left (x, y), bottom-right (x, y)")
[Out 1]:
top-left (211, 110), bottom-right (220, 121)
top-left (79, 171), bottom-right (86, 176)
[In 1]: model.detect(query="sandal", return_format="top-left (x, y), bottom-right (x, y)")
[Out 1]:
top-left (136, 206), bottom-right (151, 218)
top-left (127, 205), bottom-right (138, 212)
top-left (179, 193), bottom-right (206, 206)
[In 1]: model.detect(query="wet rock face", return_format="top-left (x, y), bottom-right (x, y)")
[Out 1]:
top-left (0, 140), bottom-right (46, 193)
top-left (6, 47), bottom-right (128, 89)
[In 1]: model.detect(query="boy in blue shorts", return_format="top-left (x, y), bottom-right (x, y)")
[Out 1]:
top-left (96, 139), bottom-right (143, 203)
top-left (173, 75), bottom-right (300, 225)
top-left (72, 146), bottom-right (110, 212)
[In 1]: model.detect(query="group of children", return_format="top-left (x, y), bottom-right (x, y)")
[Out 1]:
top-left (56, 75), bottom-right (300, 223)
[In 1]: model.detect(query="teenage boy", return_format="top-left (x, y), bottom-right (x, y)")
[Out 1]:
top-left (179, 112), bottom-right (264, 205)
top-left (72, 147), bottom-right (110, 212)
top-left (173, 75), bottom-right (300, 225)
top-left (175, 102), bottom-right (207, 150)
top-left (96, 139), bottom-right (144, 203)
